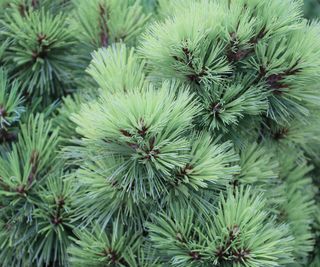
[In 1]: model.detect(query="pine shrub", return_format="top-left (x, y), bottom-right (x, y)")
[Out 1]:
top-left (0, 0), bottom-right (319, 266)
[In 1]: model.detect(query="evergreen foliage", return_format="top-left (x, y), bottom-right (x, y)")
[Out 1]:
top-left (0, 0), bottom-right (319, 266)
top-left (304, 0), bottom-right (320, 19)
top-left (0, 68), bottom-right (24, 143)
top-left (1, 7), bottom-right (76, 98)
top-left (70, 0), bottom-right (149, 51)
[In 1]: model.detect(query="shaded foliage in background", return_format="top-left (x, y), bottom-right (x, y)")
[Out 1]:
top-left (305, 0), bottom-right (320, 19)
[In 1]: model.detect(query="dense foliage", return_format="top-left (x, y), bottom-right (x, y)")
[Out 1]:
top-left (305, 0), bottom-right (320, 19)
top-left (0, 0), bottom-right (319, 266)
